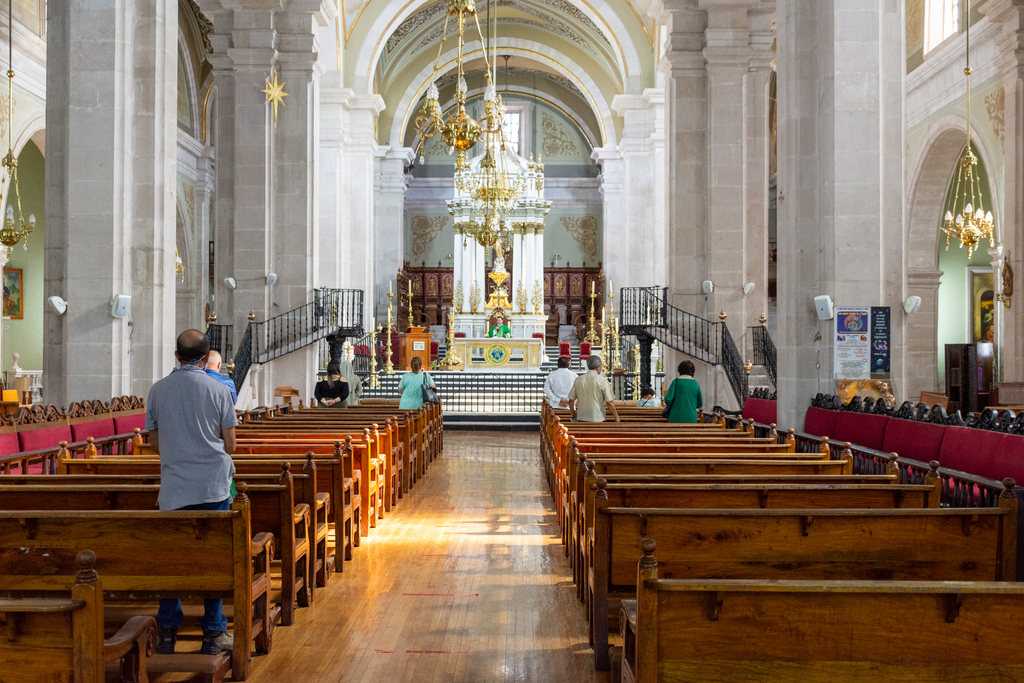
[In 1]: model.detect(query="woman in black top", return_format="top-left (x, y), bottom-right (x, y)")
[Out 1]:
top-left (315, 361), bottom-right (349, 408)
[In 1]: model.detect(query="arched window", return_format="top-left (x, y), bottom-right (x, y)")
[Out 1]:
top-left (925, 0), bottom-right (960, 53)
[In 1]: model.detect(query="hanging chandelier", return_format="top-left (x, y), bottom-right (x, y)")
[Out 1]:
top-left (0, 0), bottom-right (33, 257)
top-left (940, 0), bottom-right (994, 259)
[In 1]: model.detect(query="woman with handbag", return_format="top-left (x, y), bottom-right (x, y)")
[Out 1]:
top-left (662, 360), bottom-right (702, 423)
top-left (398, 356), bottom-right (436, 409)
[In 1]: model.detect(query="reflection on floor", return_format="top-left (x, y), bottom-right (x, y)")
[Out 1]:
top-left (149, 430), bottom-right (604, 682)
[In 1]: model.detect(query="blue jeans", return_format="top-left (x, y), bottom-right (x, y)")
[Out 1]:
top-left (156, 497), bottom-right (232, 633)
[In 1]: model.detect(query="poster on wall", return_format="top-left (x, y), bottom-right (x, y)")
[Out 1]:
top-left (834, 306), bottom-right (891, 380)
top-left (2, 268), bottom-right (22, 320)
top-left (834, 307), bottom-right (871, 378)
top-left (969, 267), bottom-right (996, 344)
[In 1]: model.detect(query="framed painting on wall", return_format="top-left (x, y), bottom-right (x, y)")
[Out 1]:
top-left (968, 267), bottom-right (995, 344)
top-left (2, 268), bottom-right (22, 320)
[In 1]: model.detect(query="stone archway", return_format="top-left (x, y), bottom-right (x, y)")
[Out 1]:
top-left (904, 118), bottom-right (989, 399)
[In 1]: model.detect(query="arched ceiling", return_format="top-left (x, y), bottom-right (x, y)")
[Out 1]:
top-left (341, 0), bottom-right (656, 147)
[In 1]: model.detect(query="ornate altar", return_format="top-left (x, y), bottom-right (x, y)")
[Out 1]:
top-left (543, 266), bottom-right (605, 341)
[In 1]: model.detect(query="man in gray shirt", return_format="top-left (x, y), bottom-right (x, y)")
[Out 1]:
top-left (568, 354), bottom-right (620, 422)
top-left (146, 329), bottom-right (238, 656)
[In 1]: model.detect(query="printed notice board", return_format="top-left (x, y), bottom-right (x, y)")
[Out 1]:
top-left (834, 306), bottom-right (890, 379)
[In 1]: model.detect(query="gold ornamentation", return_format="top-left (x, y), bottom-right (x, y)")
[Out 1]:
top-left (262, 69), bottom-right (288, 127)
top-left (454, 280), bottom-right (463, 313)
top-left (986, 87), bottom-right (1005, 144)
top-left (469, 280), bottom-right (481, 313)
top-left (410, 215), bottom-right (448, 259)
top-left (438, 309), bottom-right (463, 370)
top-left (367, 325), bottom-right (381, 388)
top-left (531, 280), bottom-right (542, 314)
top-left (182, 184), bottom-right (196, 235)
top-left (384, 292), bottom-right (395, 375)
top-left (561, 216), bottom-right (598, 259)
top-left (0, 27), bottom-right (31, 257)
top-left (516, 280), bottom-right (528, 314)
top-left (541, 112), bottom-right (580, 158)
top-left (585, 282), bottom-right (600, 344)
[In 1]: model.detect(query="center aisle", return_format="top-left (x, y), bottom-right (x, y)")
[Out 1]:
top-left (247, 431), bottom-right (604, 683)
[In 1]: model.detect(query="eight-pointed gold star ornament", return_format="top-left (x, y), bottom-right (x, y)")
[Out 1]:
top-left (261, 69), bottom-right (288, 127)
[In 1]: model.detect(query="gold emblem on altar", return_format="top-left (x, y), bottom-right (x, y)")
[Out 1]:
top-left (485, 343), bottom-right (510, 364)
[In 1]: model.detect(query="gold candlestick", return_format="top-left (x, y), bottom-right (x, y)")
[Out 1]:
top-left (438, 307), bottom-right (463, 370)
top-left (407, 281), bottom-right (415, 332)
top-left (585, 281), bottom-right (600, 344)
top-left (367, 323), bottom-right (381, 388)
top-left (631, 345), bottom-right (640, 374)
top-left (384, 295), bottom-right (395, 375)
top-left (612, 316), bottom-right (622, 371)
top-left (601, 306), bottom-right (609, 362)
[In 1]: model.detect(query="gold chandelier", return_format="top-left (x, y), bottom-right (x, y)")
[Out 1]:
top-left (0, 0), bottom-right (33, 257)
top-left (940, 0), bottom-right (993, 259)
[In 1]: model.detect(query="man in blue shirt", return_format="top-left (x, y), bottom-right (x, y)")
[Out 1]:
top-left (204, 350), bottom-right (238, 404)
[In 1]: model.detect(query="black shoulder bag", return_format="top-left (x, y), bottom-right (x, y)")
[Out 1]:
top-left (421, 373), bottom-right (440, 404)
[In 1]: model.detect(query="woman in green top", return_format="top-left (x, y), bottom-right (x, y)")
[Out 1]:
top-left (663, 360), bottom-right (703, 423)
top-left (398, 356), bottom-right (435, 409)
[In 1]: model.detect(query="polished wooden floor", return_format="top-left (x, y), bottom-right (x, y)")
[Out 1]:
top-left (159, 431), bottom-right (606, 682)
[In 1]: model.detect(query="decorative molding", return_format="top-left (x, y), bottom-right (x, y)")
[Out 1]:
top-left (541, 112), bottom-right (579, 158)
top-left (0, 94), bottom-right (16, 142)
top-left (906, 0), bottom-right (924, 53)
top-left (184, 0), bottom-right (214, 54)
top-left (182, 184), bottom-right (196, 235)
top-left (986, 86), bottom-right (1005, 144)
top-left (560, 215), bottom-right (598, 258)
top-left (410, 215), bottom-right (448, 258)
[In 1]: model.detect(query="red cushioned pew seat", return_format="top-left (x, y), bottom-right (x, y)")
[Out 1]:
top-left (803, 407), bottom-right (839, 439)
top-left (741, 398), bottom-right (777, 426)
top-left (881, 419), bottom-right (947, 464)
top-left (832, 411), bottom-right (889, 452)
top-left (939, 426), bottom-right (1024, 485)
top-left (70, 417), bottom-right (117, 443)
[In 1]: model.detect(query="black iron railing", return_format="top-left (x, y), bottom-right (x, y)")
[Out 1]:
top-left (620, 286), bottom-right (746, 405)
top-left (206, 324), bottom-right (231, 356)
top-left (231, 325), bottom-right (253, 392)
top-left (750, 325), bottom-right (777, 387)
top-left (317, 331), bottom-right (375, 374)
top-left (720, 322), bottom-right (747, 403)
top-left (229, 288), bottom-right (364, 392)
top-left (358, 371), bottom-right (546, 412)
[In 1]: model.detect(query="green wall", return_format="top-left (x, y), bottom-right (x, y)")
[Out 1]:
top-left (937, 142), bottom-right (995, 385)
top-left (1, 140), bottom-right (44, 371)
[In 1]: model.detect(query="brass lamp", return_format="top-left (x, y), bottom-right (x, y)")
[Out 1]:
top-left (939, 0), bottom-right (994, 259)
top-left (0, 0), bottom-right (33, 257)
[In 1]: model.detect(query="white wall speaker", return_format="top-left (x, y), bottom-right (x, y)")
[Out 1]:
top-left (702, 280), bottom-right (714, 294)
top-left (47, 296), bottom-right (67, 315)
top-left (903, 296), bottom-right (922, 315)
top-left (223, 277), bottom-right (237, 290)
top-left (266, 273), bottom-right (278, 286)
top-left (111, 294), bottom-right (131, 318)
top-left (813, 294), bottom-right (834, 321)
top-left (743, 282), bottom-right (755, 295)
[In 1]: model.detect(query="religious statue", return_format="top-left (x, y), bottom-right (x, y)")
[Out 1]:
top-left (488, 312), bottom-right (512, 338)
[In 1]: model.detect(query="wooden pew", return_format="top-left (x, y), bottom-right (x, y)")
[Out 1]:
top-left (62, 445), bottom-right (366, 544)
top-left (587, 488), bottom-right (1018, 670)
top-left (0, 485), bottom-right (275, 681)
top-left (0, 549), bottom-right (157, 683)
top-left (621, 540), bottom-right (1024, 683)
top-left (0, 478), bottom-right (312, 629)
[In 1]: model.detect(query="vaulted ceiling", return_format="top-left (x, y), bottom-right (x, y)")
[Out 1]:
top-left (341, 0), bottom-right (656, 147)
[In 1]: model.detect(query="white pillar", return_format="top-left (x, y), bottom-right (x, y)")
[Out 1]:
top-left (375, 146), bottom-right (413, 316)
top-left (45, 0), bottom-right (177, 404)
top-left (776, 0), bottom-right (905, 427)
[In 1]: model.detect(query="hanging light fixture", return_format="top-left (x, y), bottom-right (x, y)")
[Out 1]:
top-left (0, 0), bottom-right (32, 257)
top-left (940, 0), bottom-right (994, 259)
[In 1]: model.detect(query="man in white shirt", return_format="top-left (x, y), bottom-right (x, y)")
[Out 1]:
top-left (544, 356), bottom-right (577, 410)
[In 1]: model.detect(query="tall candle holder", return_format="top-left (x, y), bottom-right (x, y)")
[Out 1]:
top-left (585, 282), bottom-right (600, 344)
top-left (438, 308), bottom-right (463, 370)
top-left (384, 292), bottom-right (396, 375)
top-left (407, 281), bottom-right (415, 332)
top-left (367, 324), bottom-right (381, 388)
top-left (609, 287), bottom-right (622, 371)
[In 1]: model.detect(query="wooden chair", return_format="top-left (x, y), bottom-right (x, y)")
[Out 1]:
top-left (0, 550), bottom-right (157, 683)
top-left (919, 390), bottom-right (949, 409)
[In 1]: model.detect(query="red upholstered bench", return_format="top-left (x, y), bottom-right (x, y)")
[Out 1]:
top-left (881, 419), bottom-right (947, 464)
top-left (939, 426), bottom-right (1024, 484)
top-left (832, 411), bottom-right (890, 452)
top-left (803, 406), bottom-right (839, 438)
top-left (741, 398), bottom-right (776, 426)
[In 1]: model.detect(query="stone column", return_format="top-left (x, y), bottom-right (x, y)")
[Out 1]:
top-left (776, 0), bottom-right (905, 428)
top-left (45, 0), bottom-right (177, 404)
top-left (608, 88), bottom-right (667, 291)
top-left (989, 0), bottom-right (1024, 382)
top-left (375, 146), bottom-right (413, 317)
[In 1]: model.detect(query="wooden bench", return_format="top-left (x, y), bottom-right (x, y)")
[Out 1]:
top-left (62, 446), bottom-right (364, 545)
top-left (0, 463), bottom-right (331, 621)
top-left (588, 489), bottom-right (1018, 670)
top-left (0, 485), bottom-right (274, 680)
top-left (0, 549), bottom-right (157, 683)
top-left (621, 540), bottom-right (1024, 683)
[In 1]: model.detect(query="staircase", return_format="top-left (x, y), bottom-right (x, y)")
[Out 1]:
top-left (208, 288), bottom-right (364, 392)
top-left (748, 324), bottom-right (777, 393)
top-left (620, 286), bottom-right (750, 406)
